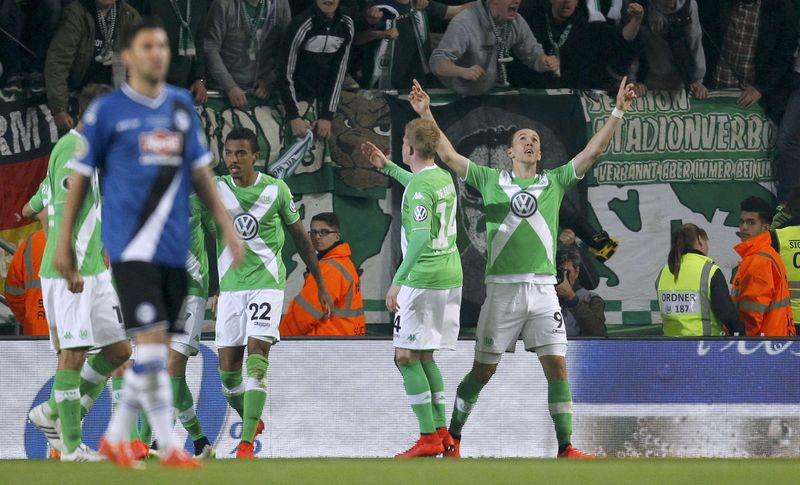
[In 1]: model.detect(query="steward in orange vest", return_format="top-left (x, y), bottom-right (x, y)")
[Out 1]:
top-left (281, 214), bottom-right (365, 336)
top-left (4, 230), bottom-right (49, 336)
top-left (732, 231), bottom-right (795, 336)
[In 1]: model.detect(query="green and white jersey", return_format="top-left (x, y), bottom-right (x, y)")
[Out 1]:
top-left (187, 193), bottom-right (213, 298)
top-left (213, 173), bottom-right (300, 291)
top-left (29, 130), bottom-right (105, 278)
top-left (399, 165), bottom-right (462, 289)
top-left (465, 159), bottom-right (580, 283)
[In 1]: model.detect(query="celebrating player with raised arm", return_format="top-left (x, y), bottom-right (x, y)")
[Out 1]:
top-left (211, 128), bottom-right (334, 459)
top-left (54, 18), bottom-right (244, 469)
top-left (361, 119), bottom-right (462, 458)
top-left (407, 78), bottom-right (635, 458)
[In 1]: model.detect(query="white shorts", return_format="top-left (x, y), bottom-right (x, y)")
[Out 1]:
top-left (474, 282), bottom-right (567, 364)
top-left (393, 286), bottom-right (461, 351)
top-left (215, 289), bottom-right (283, 347)
top-left (41, 271), bottom-right (127, 352)
top-left (171, 295), bottom-right (206, 357)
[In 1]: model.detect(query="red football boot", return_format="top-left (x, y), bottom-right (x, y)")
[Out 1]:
top-left (437, 428), bottom-right (460, 458)
top-left (395, 434), bottom-right (445, 458)
top-left (236, 441), bottom-right (256, 459)
top-left (99, 438), bottom-right (146, 470)
top-left (161, 448), bottom-right (202, 469)
top-left (557, 444), bottom-right (596, 459)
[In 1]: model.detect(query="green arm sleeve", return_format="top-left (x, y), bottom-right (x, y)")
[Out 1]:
top-left (28, 179), bottom-right (48, 213)
top-left (392, 229), bottom-right (429, 285)
top-left (383, 161), bottom-right (414, 187)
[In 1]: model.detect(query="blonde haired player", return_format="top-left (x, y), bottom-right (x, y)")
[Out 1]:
top-left (362, 118), bottom-right (463, 458)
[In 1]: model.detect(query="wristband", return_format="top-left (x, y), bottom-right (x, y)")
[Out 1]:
top-left (611, 107), bottom-right (625, 119)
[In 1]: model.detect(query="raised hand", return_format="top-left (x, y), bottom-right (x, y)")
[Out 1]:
top-left (360, 141), bottom-right (389, 169)
top-left (408, 79), bottom-right (431, 116)
top-left (626, 2), bottom-right (644, 22)
top-left (615, 76), bottom-right (637, 112)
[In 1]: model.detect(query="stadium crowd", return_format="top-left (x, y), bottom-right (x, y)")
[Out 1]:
top-left (2, 0), bottom-right (800, 338)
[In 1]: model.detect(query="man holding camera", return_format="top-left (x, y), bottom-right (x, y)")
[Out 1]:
top-left (555, 246), bottom-right (607, 337)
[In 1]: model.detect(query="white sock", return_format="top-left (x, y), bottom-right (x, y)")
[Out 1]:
top-left (105, 368), bottom-right (141, 443)
top-left (134, 343), bottom-right (177, 452)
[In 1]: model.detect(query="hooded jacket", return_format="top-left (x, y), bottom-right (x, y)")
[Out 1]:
top-left (629, 0), bottom-right (705, 88)
top-left (732, 231), bottom-right (795, 336)
top-left (280, 242), bottom-right (365, 336)
top-left (44, 0), bottom-right (140, 114)
top-left (204, 0), bottom-right (292, 92)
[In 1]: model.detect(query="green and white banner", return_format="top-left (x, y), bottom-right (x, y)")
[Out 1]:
top-left (582, 90), bottom-right (777, 328)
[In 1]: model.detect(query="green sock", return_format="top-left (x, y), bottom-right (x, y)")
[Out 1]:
top-left (45, 385), bottom-right (59, 419)
top-left (421, 360), bottom-right (447, 429)
top-left (548, 380), bottom-right (573, 447)
top-left (54, 369), bottom-right (82, 453)
top-left (242, 355), bottom-right (269, 443)
top-left (79, 353), bottom-right (117, 418)
top-left (171, 376), bottom-right (206, 441)
top-left (139, 411), bottom-right (152, 445)
top-left (398, 360), bottom-right (435, 434)
top-left (219, 369), bottom-right (245, 418)
top-left (449, 372), bottom-right (486, 438)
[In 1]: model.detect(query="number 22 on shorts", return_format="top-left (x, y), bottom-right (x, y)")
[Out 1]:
top-left (249, 302), bottom-right (273, 325)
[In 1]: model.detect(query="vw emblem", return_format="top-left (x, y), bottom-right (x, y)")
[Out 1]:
top-left (233, 212), bottom-right (259, 240)
top-left (413, 205), bottom-right (428, 222)
top-left (510, 191), bottom-right (538, 217)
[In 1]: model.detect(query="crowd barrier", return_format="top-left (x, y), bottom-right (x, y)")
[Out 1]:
top-left (1, 338), bottom-right (797, 459)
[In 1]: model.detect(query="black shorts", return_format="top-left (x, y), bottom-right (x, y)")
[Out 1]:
top-left (111, 261), bottom-right (188, 334)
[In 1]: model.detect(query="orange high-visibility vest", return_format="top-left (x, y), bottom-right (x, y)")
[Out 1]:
top-left (281, 242), bottom-right (365, 336)
top-left (732, 231), bottom-right (795, 337)
top-left (4, 230), bottom-right (49, 336)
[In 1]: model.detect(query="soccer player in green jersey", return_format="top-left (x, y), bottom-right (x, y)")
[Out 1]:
top-left (162, 193), bottom-right (215, 458)
top-left (210, 128), bottom-right (334, 458)
top-left (361, 118), bottom-right (463, 458)
top-left (24, 84), bottom-right (132, 462)
top-left (408, 78), bottom-right (636, 458)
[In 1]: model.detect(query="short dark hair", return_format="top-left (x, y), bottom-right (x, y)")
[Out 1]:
top-left (557, 245), bottom-right (582, 268)
top-left (311, 212), bottom-right (340, 231)
top-left (121, 17), bottom-right (166, 50)
top-left (740, 196), bottom-right (774, 224)
top-left (78, 84), bottom-right (112, 116)
top-left (225, 127), bottom-right (259, 153)
top-left (506, 126), bottom-right (539, 148)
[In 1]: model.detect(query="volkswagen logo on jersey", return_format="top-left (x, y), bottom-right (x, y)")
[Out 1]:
top-left (510, 191), bottom-right (538, 217)
top-left (413, 205), bottom-right (428, 222)
top-left (234, 213), bottom-right (259, 240)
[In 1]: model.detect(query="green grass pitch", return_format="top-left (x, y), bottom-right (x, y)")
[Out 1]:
top-left (1, 459), bottom-right (797, 485)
